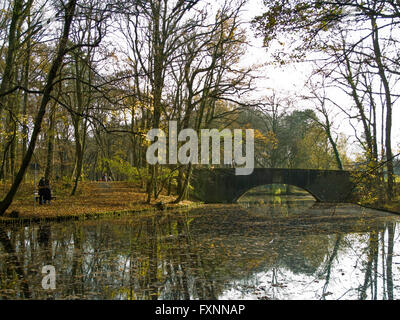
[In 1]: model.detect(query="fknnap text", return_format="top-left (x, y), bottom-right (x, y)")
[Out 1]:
top-left (200, 304), bottom-right (245, 315)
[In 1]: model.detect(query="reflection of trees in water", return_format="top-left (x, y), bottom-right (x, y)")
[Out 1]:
top-left (312, 222), bottom-right (396, 300)
top-left (0, 211), bottom-right (398, 300)
top-left (239, 198), bottom-right (315, 217)
top-left (359, 232), bottom-right (379, 300)
top-left (356, 222), bottom-right (395, 300)
top-left (311, 222), bottom-right (396, 300)
top-left (0, 226), bottom-right (31, 299)
top-left (0, 213), bottom-right (275, 299)
top-left (34, 214), bottom-right (222, 299)
top-left (386, 222), bottom-right (395, 300)
top-left (320, 234), bottom-right (342, 299)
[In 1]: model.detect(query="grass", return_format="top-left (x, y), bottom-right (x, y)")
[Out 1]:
top-left (0, 181), bottom-right (196, 222)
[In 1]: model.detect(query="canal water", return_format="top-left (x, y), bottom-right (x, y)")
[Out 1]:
top-left (0, 195), bottom-right (399, 300)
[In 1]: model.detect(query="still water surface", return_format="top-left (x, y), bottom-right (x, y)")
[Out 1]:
top-left (0, 196), bottom-right (399, 300)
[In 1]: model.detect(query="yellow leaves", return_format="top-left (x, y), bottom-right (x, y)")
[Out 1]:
top-left (254, 129), bottom-right (277, 147)
top-left (252, 128), bottom-right (278, 161)
top-left (253, 129), bottom-right (267, 142)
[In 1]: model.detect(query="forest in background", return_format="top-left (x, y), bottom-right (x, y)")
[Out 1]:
top-left (0, 0), bottom-right (399, 216)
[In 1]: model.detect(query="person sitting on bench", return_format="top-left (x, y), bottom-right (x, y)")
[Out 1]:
top-left (38, 177), bottom-right (52, 205)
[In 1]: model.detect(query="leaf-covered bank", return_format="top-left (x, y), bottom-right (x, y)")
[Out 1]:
top-left (0, 181), bottom-right (197, 223)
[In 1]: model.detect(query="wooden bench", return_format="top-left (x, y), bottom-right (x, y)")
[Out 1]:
top-left (34, 192), bottom-right (57, 202)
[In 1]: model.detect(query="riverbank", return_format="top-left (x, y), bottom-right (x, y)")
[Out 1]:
top-left (361, 199), bottom-right (400, 215)
top-left (0, 181), bottom-right (198, 224)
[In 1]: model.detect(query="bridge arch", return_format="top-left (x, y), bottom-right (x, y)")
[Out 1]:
top-left (235, 183), bottom-right (318, 202)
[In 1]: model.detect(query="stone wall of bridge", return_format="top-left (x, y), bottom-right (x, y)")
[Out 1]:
top-left (190, 168), bottom-right (355, 203)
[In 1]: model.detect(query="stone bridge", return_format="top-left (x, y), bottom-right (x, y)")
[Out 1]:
top-left (190, 168), bottom-right (355, 203)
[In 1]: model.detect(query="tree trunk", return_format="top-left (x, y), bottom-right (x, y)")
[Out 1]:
top-left (371, 16), bottom-right (394, 199)
top-left (174, 163), bottom-right (192, 203)
top-left (71, 122), bottom-right (83, 196)
top-left (45, 103), bottom-right (56, 181)
top-left (0, 0), bottom-right (23, 114)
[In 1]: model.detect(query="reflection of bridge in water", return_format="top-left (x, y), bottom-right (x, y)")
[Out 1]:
top-left (191, 168), bottom-right (355, 203)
